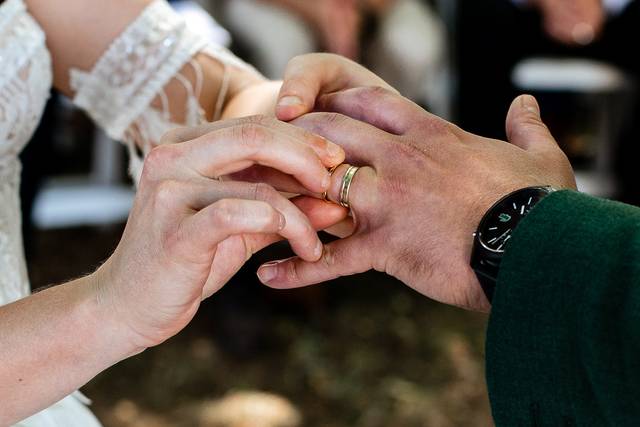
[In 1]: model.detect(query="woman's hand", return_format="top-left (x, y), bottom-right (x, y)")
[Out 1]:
top-left (258, 90), bottom-right (576, 312)
top-left (276, 53), bottom-right (397, 122)
top-left (94, 116), bottom-right (347, 351)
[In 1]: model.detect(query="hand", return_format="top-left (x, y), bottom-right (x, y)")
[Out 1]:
top-left (532, 0), bottom-right (605, 45)
top-left (276, 53), bottom-right (397, 122)
top-left (313, 0), bottom-right (362, 59)
top-left (94, 116), bottom-right (347, 350)
top-left (257, 89), bottom-right (576, 312)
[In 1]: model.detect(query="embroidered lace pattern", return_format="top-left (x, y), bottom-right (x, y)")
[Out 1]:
top-left (70, 0), bottom-right (259, 182)
top-left (0, 0), bottom-right (51, 305)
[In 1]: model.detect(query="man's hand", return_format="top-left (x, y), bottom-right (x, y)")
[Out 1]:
top-left (95, 116), bottom-right (347, 351)
top-left (276, 53), bottom-right (397, 122)
top-left (532, 0), bottom-right (605, 45)
top-left (258, 90), bottom-right (576, 312)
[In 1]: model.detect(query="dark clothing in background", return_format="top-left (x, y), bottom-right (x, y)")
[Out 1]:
top-left (456, 0), bottom-right (640, 205)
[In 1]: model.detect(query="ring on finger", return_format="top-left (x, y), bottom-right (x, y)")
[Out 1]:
top-left (339, 165), bottom-right (360, 209)
top-left (323, 164), bottom-right (341, 202)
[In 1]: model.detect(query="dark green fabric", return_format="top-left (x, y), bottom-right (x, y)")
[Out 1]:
top-left (486, 190), bottom-right (640, 426)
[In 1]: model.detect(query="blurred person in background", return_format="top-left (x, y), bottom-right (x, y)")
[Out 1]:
top-left (457, 0), bottom-right (640, 204)
top-left (259, 53), bottom-right (640, 426)
top-left (222, 0), bottom-right (450, 116)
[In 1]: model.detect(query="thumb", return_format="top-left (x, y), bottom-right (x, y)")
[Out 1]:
top-left (276, 53), bottom-right (395, 122)
top-left (506, 95), bottom-right (558, 153)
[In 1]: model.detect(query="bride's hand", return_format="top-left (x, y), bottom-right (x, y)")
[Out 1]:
top-left (275, 53), bottom-right (398, 122)
top-left (94, 116), bottom-right (347, 351)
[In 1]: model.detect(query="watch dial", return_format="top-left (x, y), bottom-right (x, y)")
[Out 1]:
top-left (478, 188), bottom-right (551, 253)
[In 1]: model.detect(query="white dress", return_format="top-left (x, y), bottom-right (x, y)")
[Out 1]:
top-left (0, 0), bottom-right (257, 424)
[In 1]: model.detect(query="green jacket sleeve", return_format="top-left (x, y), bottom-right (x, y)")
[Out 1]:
top-left (486, 190), bottom-right (640, 426)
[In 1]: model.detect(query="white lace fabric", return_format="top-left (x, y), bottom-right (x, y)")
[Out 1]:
top-left (0, 1), bottom-right (100, 424)
top-left (71, 0), bottom-right (259, 182)
top-left (0, 0), bottom-right (51, 306)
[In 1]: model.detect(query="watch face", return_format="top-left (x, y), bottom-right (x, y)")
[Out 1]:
top-left (478, 188), bottom-right (552, 253)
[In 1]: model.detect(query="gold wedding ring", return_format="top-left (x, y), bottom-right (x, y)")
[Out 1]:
top-left (339, 165), bottom-right (360, 209)
top-left (322, 164), bottom-right (340, 202)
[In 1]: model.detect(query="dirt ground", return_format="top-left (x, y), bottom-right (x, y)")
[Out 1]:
top-left (27, 225), bottom-right (493, 427)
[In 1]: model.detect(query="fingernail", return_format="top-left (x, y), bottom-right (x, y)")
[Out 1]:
top-left (326, 141), bottom-right (344, 159)
top-left (314, 240), bottom-right (324, 259)
top-left (278, 96), bottom-right (303, 107)
top-left (521, 95), bottom-right (539, 114)
top-left (257, 263), bottom-right (280, 284)
top-left (322, 172), bottom-right (331, 190)
top-left (278, 214), bottom-right (287, 231)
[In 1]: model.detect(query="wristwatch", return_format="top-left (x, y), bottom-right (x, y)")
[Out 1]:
top-left (471, 186), bottom-right (556, 303)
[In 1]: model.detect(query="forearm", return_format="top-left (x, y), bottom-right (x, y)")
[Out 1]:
top-left (0, 273), bottom-right (140, 425)
top-left (26, 0), bottom-right (273, 145)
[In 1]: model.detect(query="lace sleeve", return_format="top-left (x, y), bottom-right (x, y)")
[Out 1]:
top-left (70, 0), bottom-right (262, 183)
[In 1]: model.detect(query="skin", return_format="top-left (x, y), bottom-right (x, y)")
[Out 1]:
top-left (259, 54), bottom-right (577, 313)
top-left (1, 4), bottom-right (349, 423)
top-left (530, 0), bottom-right (606, 45)
top-left (260, 0), bottom-right (362, 59)
top-left (1, 114), bottom-right (348, 424)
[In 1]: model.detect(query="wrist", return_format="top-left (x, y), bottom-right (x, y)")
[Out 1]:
top-left (77, 269), bottom-right (147, 363)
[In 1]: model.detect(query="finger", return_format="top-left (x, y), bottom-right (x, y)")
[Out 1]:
top-left (291, 112), bottom-right (391, 165)
top-left (324, 218), bottom-right (356, 238)
top-left (276, 53), bottom-right (396, 121)
top-left (316, 87), bottom-right (425, 135)
top-left (228, 166), bottom-right (314, 196)
top-left (324, 163), bottom-right (377, 214)
top-left (202, 195), bottom-right (349, 296)
top-left (181, 199), bottom-right (285, 256)
top-left (244, 196), bottom-right (349, 253)
top-left (161, 116), bottom-right (346, 168)
top-left (182, 123), bottom-right (335, 194)
top-left (505, 95), bottom-right (559, 154)
top-left (188, 181), bottom-right (326, 262)
top-left (257, 236), bottom-right (372, 289)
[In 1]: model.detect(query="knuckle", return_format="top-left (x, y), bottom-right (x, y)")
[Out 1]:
top-left (159, 127), bottom-right (184, 146)
top-left (237, 114), bottom-right (269, 126)
top-left (320, 245), bottom-right (338, 270)
top-left (142, 145), bottom-right (180, 181)
top-left (251, 182), bottom-right (278, 202)
top-left (152, 179), bottom-right (181, 210)
top-left (284, 260), bottom-right (301, 283)
top-left (415, 115), bottom-right (455, 139)
top-left (236, 123), bottom-right (269, 152)
top-left (356, 85), bottom-right (394, 101)
top-left (314, 112), bottom-right (348, 130)
top-left (210, 199), bottom-right (236, 227)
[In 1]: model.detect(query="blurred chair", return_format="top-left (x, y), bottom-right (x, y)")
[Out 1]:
top-left (31, 97), bottom-right (134, 230)
top-left (512, 58), bottom-right (634, 197)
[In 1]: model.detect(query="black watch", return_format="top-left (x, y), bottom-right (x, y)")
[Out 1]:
top-left (471, 186), bottom-right (556, 303)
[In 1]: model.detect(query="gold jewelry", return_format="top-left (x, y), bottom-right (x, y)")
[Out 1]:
top-left (339, 165), bottom-right (360, 209)
top-left (322, 164), bottom-right (341, 202)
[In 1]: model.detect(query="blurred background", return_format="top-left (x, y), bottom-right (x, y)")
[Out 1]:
top-left (22, 0), bottom-right (640, 425)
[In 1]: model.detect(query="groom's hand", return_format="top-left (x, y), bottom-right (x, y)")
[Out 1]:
top-left (258, 89), bottom-right (576, 312)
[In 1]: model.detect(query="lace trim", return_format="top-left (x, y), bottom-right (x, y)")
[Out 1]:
top-left (70, 0), bottom-right (260, 183)
top-left (70, 0), bottom-right (208, 140)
